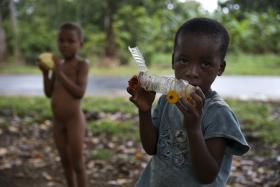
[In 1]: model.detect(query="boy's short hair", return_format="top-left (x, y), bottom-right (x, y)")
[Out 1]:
top-left (174, 18), bottom-right (229, 61)
top-left (59, 22), bottom-right (83, 41)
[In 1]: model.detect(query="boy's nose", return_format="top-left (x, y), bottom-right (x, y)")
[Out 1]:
top-left (185, 64), bottom-right (199, 78)
top-left (61, 43), bottom-right (69, 47)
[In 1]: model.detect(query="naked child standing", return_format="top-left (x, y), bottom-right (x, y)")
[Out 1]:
top-left (38, 22), bottom-right (89, 187)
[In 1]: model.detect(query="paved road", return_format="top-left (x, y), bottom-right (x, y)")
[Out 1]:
top-left (0, 75), bottom-right (279, 100)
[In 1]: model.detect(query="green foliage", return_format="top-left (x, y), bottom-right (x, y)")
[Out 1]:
top-left (1, 0), bottom-right (207, 64)
top-left (216, 5), bottom-right (280, 54)
top-left (82, 29), bottom-right (105, 57)
top-left (151, 53), bottom-right (172, 68)
top-left (218, 0), bottom-right (280, 13)
top-left (18, 17), bottom-right (57, 64)
top-left (1, 0), bottom-right (280, 68)
top-left (114, 5), bottom-right (149, 64)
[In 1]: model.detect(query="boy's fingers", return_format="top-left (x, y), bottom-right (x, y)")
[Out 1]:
top-left (128, 75), bottom-right (139, 90)
top-left (185, 99), bottom-right (196, 113)
top-left (183, 97), bottom-right (198, 113)
top-left (128, 75), bottom-right (138, 84)
top-left (186, 86), bottom-right (205, 109)
top-left (148, 90), bottom-right (156, 96)
top-left (176, 99), bottom-right (190, 113)
top-left (129, 96), bottom-right (142, 109)
top-left (194, 86), bottom-right (205, 100)
top-left (191, 93), bottom-right (204, 109)
top-left (127, 87), bottom-right (136, 96)
top-left (129, 96), bottom-right (136, 103)
top-left (52, 55), bottom-right (60, 65)
top-left (38, 63), bottom-right (48, 72)
top-left (176, 100), bottom-right (185, 112)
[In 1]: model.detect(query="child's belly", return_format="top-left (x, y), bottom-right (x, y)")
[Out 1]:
top-left (51, 89), bottom-right (82, 121)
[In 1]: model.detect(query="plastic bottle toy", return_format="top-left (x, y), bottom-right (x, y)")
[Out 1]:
top-left (128, 46), bottom-right (194, 104)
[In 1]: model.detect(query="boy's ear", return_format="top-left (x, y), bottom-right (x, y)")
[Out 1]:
top-left (218, 60), bottom-right (226, 76)
top-left (172, 53), bottom-right (175, 69)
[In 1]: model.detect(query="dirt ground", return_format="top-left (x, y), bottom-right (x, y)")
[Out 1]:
top-left (0, 113), bottom-right (279, 187)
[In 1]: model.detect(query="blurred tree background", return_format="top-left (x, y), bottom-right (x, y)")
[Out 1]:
top-left (0, 2), bottom-right (280, 186)
top-left (0, 0), bottom-right (279, 66)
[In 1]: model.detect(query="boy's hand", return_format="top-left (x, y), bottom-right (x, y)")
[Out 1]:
top-left (176, 86), bottom-right (206, 131)
top-left (52, 56), bottom-right (62, 77)
top-left (127, 75), bottom-right (156, 112)
top-left (37, 61), bottom-right (49, 75)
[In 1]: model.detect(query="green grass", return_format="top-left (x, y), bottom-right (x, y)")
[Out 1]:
top-left (0, 96), bottom-right (52, 122)
top-left (150, 52), bottom-right (280, 76)
top-left (0, 64), bottom-right (40, 74)
top-left (0, 62), bottom-right (173, 76)
top-left (1, 53), bottom-right (279, 76)
top-left (93, 148), bottom-right (113, 160)
top-left (87, 120), bottom-right (138, 140)
top-left (227, 100), bottom-right (280, 143)
top-left (0, 96), bottom-right (279, 144)
top-left (83, 97), bottom-right (137, 114)
top-left (0, 96), bottom-right (139, 139)
top-left (225, 53), bottom-right (280, 75)
top-left (0, 96), bottom-right (137, 115)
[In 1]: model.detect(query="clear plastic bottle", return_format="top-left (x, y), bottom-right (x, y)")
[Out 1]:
top-left (128, 46), bottom-right (194, 103)
top-left (138, 72), bottom-right (194, 98)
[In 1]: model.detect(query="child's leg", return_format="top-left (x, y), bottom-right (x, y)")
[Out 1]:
top-left (53, 119), bottom-right (76, 187)
top-left (67, 118), bottom-right (87, 187)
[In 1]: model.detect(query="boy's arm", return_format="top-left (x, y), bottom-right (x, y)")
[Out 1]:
top-left (127, 76), bottom-right (158, 155)
top-left (43, 72), bottom-right (55, 98)
top-left (38, 64), bottom-right (54, 98)
top-left (138, 108), bottom-right (158, 155)
top-left (55, 60), bottom-right (89, 99)
top-left (177, 87), bottom-right (225, 184)
top-left (187, 130), bottom-right (225, 184)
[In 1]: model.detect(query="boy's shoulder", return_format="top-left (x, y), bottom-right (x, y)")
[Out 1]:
top-left (76, 57), bottom-right (89, 64)
top-left (204, 90), bottom-right (231, 111)
top-left (76, 58), bottom-right (89, 69)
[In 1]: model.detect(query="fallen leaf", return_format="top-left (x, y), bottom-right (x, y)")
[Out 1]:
top-left (42, 171), bottom-right (53, 181)
top-left (0, 147), bottom-right (8, 156)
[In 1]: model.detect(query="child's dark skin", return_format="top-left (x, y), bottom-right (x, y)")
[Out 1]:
top-left (127, 33), bottom-right (226, 184)
top-left (39, 27), bottom-right (88, 187)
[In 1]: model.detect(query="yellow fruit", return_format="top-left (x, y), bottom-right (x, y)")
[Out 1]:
top-left (37, 52), bottom-right (54, 70)
top-left (183, 85), bottom-right (194, 101)
top-left (166, 90), bottom-right (179, 104)
top-left (184, 84), bottom-right (193, 97)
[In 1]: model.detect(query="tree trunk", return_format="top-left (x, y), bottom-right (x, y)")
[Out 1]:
top-left (104, 0), bottom-right (116, 58)
top-left (0, 13), bottom-right (6, 63)
top-left (9, 0), bottom-right (19, 61)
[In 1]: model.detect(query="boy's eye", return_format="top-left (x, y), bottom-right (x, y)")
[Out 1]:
top-left (201, 61), bottom-right (210, 69)
top-left (176, 59), bottom-right (190, 64)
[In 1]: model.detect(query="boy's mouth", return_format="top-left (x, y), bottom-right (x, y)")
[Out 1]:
top-left (187, 80), bottom-right (200, 87)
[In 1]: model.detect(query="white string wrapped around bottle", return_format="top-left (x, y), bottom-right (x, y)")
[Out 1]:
top-left (128, 46), bottom-right (194, 104)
